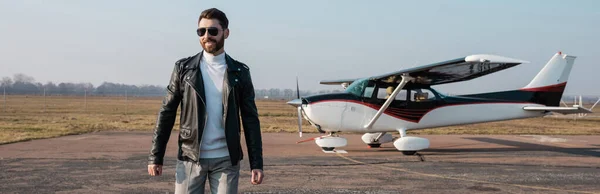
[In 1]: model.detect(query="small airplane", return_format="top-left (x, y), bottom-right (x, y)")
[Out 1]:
top-left (287, 52), bottom-right (592, 155)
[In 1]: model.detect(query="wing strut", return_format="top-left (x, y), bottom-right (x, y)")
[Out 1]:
top-left (364, 74), bottom-right (414, 129)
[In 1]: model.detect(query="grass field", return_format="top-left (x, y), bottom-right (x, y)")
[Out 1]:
top-left (1, 95), bottom-right (599, 144)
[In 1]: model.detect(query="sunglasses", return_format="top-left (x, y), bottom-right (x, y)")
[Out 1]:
top-left (196, 27), bottom-right (220, 37)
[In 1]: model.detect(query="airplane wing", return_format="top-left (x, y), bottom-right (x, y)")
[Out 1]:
top-left (523, 106), bottom-right (593, 114)
top-left (319, 78), bottom-right (359, 85)
top-left (371, 54), bottom-right (529, 85)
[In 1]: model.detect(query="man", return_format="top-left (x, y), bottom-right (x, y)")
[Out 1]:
top-left (147, 8), bottom-right (264, 194)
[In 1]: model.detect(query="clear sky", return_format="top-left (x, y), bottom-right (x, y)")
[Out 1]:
top-left (1, 0), bottom-right (599, 95)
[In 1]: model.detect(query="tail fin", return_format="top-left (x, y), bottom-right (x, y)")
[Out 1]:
top-left (523, 52), bottom-right (576, 89)
top-left (520, 52), bottom-right (576, 106)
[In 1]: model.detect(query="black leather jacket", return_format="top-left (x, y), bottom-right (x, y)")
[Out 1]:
top-left (148, 51), bottom-right (263, 170)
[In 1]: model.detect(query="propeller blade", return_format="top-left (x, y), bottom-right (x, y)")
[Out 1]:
top-left (296, 76), bottom-right (300, 99)
top-left (297, 106), bottom-right (303, 137)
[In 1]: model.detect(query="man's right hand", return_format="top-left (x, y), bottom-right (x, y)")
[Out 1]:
top-left (148, 164), bottom-right (162, 176)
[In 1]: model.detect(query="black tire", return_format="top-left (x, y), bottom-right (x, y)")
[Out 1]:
top-left (367, 143), bottom-right (381, 148)
top-left (402, 151), bottom-right (417, 155)
top-left (322, 147), bottom-right (335, 151)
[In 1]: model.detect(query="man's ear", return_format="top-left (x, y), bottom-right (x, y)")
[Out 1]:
top-left (224, 28), bottom-right (230, 39)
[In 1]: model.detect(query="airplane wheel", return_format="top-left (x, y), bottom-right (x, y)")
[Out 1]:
top-left (322, 147), bottom-right (335, 151)
top-left (368, 143), bottom-right (381, 148)
top-left (402, 151), bottom-right (417, 155)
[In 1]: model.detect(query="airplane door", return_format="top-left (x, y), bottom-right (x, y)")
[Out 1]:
top-left (342, 84), bottom-right (409, 130)
top-left (341, 83), bottom-right (383, 130)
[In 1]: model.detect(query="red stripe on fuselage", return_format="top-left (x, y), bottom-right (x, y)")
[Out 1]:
top-left (520, 82), bottom-right (567, 92)
top-left (308, 100), bottom-right (539, 123)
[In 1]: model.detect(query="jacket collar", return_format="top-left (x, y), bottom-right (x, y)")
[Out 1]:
top-left (225, 54), bottom-right (242, 72)
top-left (194, 50), bottom-right (240, 90)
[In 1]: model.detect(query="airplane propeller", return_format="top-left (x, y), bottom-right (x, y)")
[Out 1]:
top-left (286, 77), bottom-right (304, 137)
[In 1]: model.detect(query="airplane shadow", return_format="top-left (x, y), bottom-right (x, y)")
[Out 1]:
top-left (347, 138), bottom-right (600, 157)
top-left (425, 137), bottom-right (600, 158)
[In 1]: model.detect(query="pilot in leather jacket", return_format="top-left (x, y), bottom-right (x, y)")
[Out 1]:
top-left (148, 51), bottom-right (263, 171)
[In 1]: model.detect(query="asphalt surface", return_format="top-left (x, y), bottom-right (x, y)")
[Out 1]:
top-left (1, 132), bottom-right (599, 194)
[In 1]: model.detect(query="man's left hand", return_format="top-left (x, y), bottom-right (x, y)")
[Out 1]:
top-left (251, 169), bottom-right (264, 185)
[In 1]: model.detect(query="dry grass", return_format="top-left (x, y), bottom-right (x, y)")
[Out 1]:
top-left (1, 95), bottom-right (599, 144)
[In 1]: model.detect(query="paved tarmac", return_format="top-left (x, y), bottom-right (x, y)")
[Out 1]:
top-left (1, 132), bottom-right (599, 193)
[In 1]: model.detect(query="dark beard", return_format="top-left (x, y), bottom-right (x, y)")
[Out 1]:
top-left (202, 35), bottom-right (225, 54)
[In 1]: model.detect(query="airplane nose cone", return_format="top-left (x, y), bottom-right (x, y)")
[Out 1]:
top-left (286, 98), bottom-right (303, 107)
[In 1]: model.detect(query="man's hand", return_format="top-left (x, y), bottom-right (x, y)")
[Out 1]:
top-left (148, 164), bottom-right (162, 176)
top-left (251, 169), bottom-right (264, 185)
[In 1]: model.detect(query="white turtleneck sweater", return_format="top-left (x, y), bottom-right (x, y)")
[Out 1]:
top-left (199, 50), bottom-right (229, 158)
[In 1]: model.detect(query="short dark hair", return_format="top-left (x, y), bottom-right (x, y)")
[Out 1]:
top-left (198, 8), bottom-right (229, 29)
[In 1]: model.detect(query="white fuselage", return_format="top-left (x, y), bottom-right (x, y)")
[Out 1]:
top-left (302, 101), bottom-right (546, 133)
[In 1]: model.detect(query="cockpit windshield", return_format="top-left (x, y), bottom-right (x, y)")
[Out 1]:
top-left (345, 78), bottom-right (369, 96)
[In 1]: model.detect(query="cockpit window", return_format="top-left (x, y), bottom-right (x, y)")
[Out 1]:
top-left (376, 87), bottom-right (407, 101)
top-left (410, 88), bottom-right (437, 102)
top-left (345, 78), bottom-right (369, 97)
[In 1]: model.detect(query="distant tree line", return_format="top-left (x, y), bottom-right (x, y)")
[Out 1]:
top-left (4, 74), bottom-right (595, 102)
top-left (0, 73), bottom-right (343, 99)
top-left (253, 88), bottom-right (343, 100)
top-left (1, 74), bottom-right (164, 97)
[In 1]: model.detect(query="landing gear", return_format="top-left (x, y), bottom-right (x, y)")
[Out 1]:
top-left (367, 143), bottom-right (381, 148)
top-left (321, 147), bottom-right (335, 151)
top-left (362, 132), bottom-right (394, 148)
top-left (296, 132), bottom-right (348, 153)
top-left (393, 128), bottom-right (430, 155)
top-left (314, 132), bottom-right (347, 152)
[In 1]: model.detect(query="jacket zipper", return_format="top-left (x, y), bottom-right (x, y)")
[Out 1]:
top-left (184, 79), bottom-right (207, 164)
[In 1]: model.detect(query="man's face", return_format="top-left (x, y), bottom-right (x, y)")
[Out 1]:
top-left (198, 18), bottom-right (229, 54)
